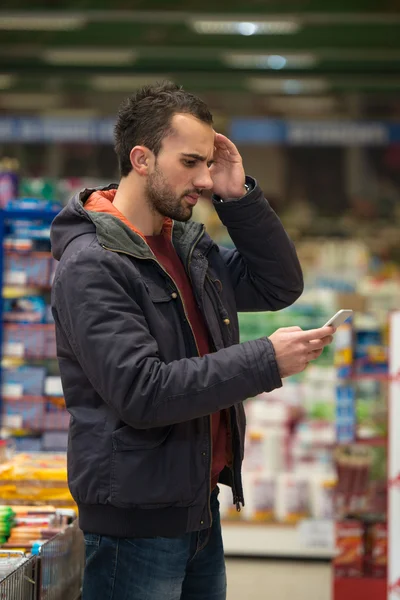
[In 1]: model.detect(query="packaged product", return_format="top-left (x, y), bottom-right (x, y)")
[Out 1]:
top-left (334, 519), bottom-right (364, 578)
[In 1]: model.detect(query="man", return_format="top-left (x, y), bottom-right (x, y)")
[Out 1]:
top-left (51, 82), bottom-right (333, 600)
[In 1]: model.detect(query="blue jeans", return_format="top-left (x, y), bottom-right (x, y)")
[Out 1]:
top-left (82, 488), bottom-right (226, 600)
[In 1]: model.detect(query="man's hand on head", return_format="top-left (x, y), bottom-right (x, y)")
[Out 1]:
top-left (210, 133), bottom-right (246, 199)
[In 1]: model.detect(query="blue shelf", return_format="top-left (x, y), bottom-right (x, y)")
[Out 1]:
top-left (2, 209), bottom-right (59, 222)
top-left (0, 206), bottom-right (61, 431)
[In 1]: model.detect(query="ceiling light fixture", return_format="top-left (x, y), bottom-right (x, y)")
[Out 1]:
top-left (247, 77), bottom-right (330, 94)
top-left (0, 14), bottom-right (87, 31)
top-left (223, 52), bottom-right (317, 69)
top-left (43, 48), bottom-right (137, 66)
top-left (189, 20), bottom-right (300, 35)
top-left (91, 75), bottom-right (169, 92)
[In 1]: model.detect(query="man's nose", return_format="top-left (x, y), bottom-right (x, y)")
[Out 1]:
top-left (193, 166), bottom-right (213, 191)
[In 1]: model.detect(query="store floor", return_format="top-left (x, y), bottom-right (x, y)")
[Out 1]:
top-left (226, 559), bottom-right (331, 600)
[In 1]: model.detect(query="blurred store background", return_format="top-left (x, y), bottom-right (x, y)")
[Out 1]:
top-left (0, 2), bottom-right (399, 600)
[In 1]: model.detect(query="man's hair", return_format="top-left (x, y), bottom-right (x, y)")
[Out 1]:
top-left (114, 81), bottom-right (213, 177)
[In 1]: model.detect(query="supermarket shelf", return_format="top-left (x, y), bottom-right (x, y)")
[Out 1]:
top-left (4, 323), bottom-right (54, 330)
top-left (0, 479), bottom-right (68, 487)
top-left (3, 395), bottom-right (63, 403)
top-left (355, 436), bottom-right (387, 447)
top-left (3, 284), bottom-right (52, 292)
top-left (5, 250), bottom-right (53, 258)
top-left (2, 209), bottom-right (59, 222)
top-left (3, 356), bottom-right (57, 362)
top-left (338, 373), bottom-right (400, 382)
top-left (333, 577), bottom-right (386, 600)
top-left (350, 374), bottom-right (390, 382)
top-left (222, 521), bottom-right (335, 559)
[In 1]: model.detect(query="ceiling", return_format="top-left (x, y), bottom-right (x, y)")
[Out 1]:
top-left (0, 0), bottom-right (400, 118)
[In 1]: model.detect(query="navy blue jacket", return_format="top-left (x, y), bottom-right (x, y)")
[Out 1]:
top-left (50, 177), bottom-right (303, 538)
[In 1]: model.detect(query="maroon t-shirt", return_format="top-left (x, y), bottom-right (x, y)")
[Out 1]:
top-left (146, 231), bottom-right (227, 490)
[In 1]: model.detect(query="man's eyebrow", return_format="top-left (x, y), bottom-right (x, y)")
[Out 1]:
top-left (181, 153), bottom-right (214, 165)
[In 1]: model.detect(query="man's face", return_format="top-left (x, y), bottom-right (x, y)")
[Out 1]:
top-left (145, 113), bottom-right (215, 223)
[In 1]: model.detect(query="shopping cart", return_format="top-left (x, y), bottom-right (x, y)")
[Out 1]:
top-left (38, 519), bottom-right (85, 600)
top-left (0, 551), bottom-right (36, 600)
top-left (0, 519), bottom-right (84, 599)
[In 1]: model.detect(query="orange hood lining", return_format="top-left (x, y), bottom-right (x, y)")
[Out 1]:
top-left (84, 190), bottom-right (173, 240)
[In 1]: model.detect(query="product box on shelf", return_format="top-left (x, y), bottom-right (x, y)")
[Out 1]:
top-left (334, 519), bottom-right (364, 578)
top-left (334, 321), bottom-right (353, 379)
top-left (3, 296), bottom-right (47, 324)
top-left (354, 328), bottom-right (388, 376)
top-left (4, 252), bottom-right (52, 288)
top-left (356, 380), bottom-right (387, 442)
top-left (3, 323), bottom-right (56, 359)
top-left (0, 453), bottom-right (74, 508)
top-left (2, 366), bottom-right (46, 397)
top-left (364, 521), bottom-right (387, 579)
top-left (336, 386), bottom-right (356, 444)
top-left (275, 473), bottom-right (311, 523)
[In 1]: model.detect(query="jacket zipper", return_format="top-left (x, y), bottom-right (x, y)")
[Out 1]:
top-left (185, 224), bottom-right (213, 527)
top-left (227, 409), bottom-right (241, 512)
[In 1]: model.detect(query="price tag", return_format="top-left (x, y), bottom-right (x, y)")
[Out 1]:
top-left (5, 271), bottom-right (27, 285)
top-left (4, 414), bottom-right (23, 429)
top-left (2, 383), bottom-right (23, 398)
top-left (297, 519), bottom-right (334, 549)
top-left (3, 342), bottom-right (25, 357)
top-left (44, 376), bottom-right (63, 396)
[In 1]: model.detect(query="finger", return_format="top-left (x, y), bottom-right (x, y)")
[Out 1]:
top-left (308, 336), bottom-right (334, 349)
top-left (301, 326), bottom-right (335, 342)
top-left (309, 348), bottom-right (323, 360)
top-left (281, 326), bottom-right (303, 332)
top-left (214, 133), bottom-right (241, 156)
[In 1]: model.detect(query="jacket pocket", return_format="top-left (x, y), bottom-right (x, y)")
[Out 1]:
top-left (141, 277), bottom-right (188, 360)
top-left (112, 424), bottom-right (172, 450)
top-left (110, 425), bottom-right (193, 508)
top-left (143, 279), bottom-right (174, 303)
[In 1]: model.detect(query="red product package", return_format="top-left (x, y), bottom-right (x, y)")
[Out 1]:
top-left (364, 522), bottom-right (387, 578)
top-left (334, 520), bottom-right (364, 578)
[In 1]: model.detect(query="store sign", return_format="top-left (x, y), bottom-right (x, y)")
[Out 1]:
top-left (287, 122), bottom-right (388, 145)
top-left (0, 117), bottom-right (115, 143)
top-left (230, 118), bottom-right (400, 145)
top-left (1, 116), bottom-right (400, 145)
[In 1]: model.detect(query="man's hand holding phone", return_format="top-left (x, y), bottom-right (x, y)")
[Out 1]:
top-left (269, 326), bottom-right (335, 379)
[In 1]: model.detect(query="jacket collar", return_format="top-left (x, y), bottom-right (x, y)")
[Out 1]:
top-left (79, 186), bottom-right (208, 264)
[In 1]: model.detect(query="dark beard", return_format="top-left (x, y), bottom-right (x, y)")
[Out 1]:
top-left (145, 166), bottom-right (194, 223)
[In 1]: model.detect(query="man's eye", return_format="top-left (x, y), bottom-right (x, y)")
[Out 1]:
top-left (184, 160), bottom-right (196, 167)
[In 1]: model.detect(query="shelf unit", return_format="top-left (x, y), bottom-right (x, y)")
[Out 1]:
top-left (332, 312), bottom-right (398, 600)
top-left (0, 206), bottom-right (63, 447)
top-left (388, 311), bottom-right (400, 600)
top-left (222, 521), bottom-right (335, 559)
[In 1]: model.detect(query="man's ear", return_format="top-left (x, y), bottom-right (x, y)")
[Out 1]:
top-left (130, 146), bottom-right (152, 176)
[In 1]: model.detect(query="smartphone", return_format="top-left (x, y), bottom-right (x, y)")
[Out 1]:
top-left (323, 309), bottom-right (353, 329)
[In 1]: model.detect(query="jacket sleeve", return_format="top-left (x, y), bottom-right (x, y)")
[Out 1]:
top-left (213, 177), bottom-right (304, 312)
top-left (53, 245), bottom-right (282, 429)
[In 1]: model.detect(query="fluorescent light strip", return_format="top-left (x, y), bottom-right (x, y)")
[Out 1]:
top-left (0, 14), bottom-right (86, 31)
top-left (0, 93), bottom-right (60, 109)
top-left (43, 48), bottom-right (137, 66)
top-left (247, 77), bottom-right (330, 94)
top-left (190, 20), bottom-right (300, 35)
top-left (91, 75), bottom-right (170, 91)
top-left (223, 53), bottom-right (317, 69)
